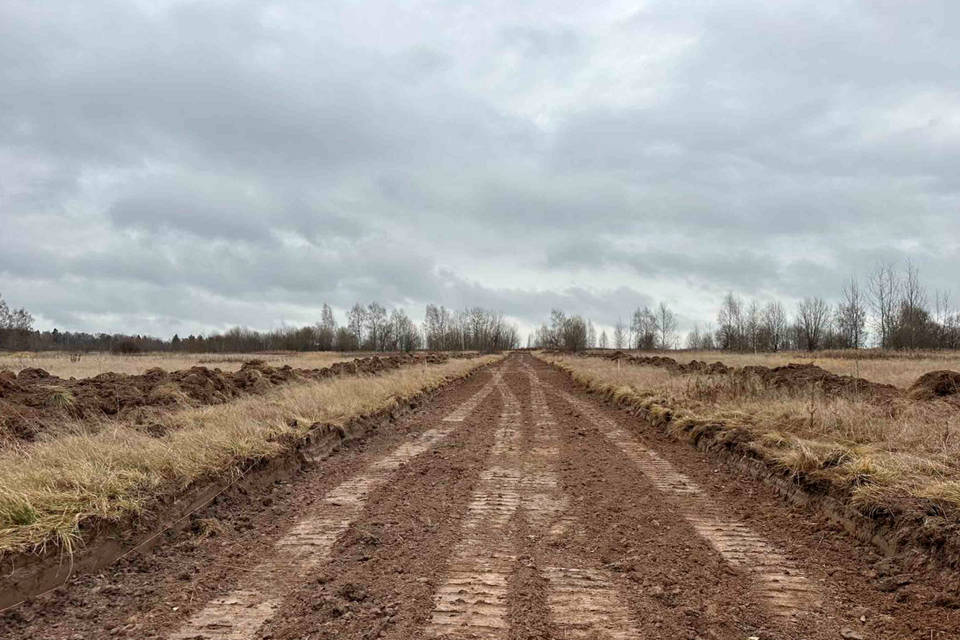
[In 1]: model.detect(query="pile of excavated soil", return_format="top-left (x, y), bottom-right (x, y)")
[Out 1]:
top-left (908, 370), bottom-right (960, 401)
top-left (596, 351), bottom-right (914, 402)
top-left (0, 353), bottom-right (459, 445)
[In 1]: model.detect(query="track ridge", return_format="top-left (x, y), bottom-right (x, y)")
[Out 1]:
top-left (551, 384), bottom-right (822, 621)
top-left (521, 361), bottom-right (642, 639)
top-left (168, 368), bottom-right (501, 640)
top-left (424, 363), bottom-right (523, 638)
top-left (442, 366), bottom-right (504, 422)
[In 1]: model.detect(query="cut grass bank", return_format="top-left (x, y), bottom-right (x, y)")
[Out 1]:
top-left (537, 353), bottom-right (960, 559)
top-left (606, 348), bottom-right (960, 389)
top-left (0, 354), bottom-right (501, 556)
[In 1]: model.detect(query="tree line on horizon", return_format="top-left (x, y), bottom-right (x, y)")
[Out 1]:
top-left (530, 261), bottom-right (960, 353)
top-left (2, 260), bottom-right (957, 355)
top-left (687, 260), bottom-right (960, 352)
top-left (529, 304), bottom-right (680, 352)
top-left (0, 295), bottom-right (520, 354)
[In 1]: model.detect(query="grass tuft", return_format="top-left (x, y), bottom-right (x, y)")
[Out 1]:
top-left (44, 387), bottom-right (76, 408)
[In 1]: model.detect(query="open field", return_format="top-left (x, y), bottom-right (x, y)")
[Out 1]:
top-left (0, 353), bottom-right (500, 556)
top-left (610, 349), bottom-right (960, 389)
top-left (542, 352), bottom-right (960, 526)
top-left (3, 354), bottom-right (958, 640)
top-left (0, 351), bottom-right (357, 379)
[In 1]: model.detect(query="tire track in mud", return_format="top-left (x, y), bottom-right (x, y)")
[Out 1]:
top-left (528, 362), bottom-right (760, 639)
top-left (423, 373), bottom-right (524, 638)
top-left (424, 358), bottom-right (644, 639)
top-left (257, 364), bottom-right (510, 640)
top-left (519, 362), bottom-right (640, 639)
top-left (442, 367), bottom-right (503, 422)
top-left (548, 383), bottom-right (822, 623)
top-left (168, 369), bottom-right (505, 640)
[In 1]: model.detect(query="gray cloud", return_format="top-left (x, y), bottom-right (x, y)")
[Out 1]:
top-left (2, 0), bottom-right (960, 340)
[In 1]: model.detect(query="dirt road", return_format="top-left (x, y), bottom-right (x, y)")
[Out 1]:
top-left (3, 355), bottom-right (958, 639)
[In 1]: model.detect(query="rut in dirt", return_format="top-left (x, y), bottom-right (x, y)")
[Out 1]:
top-left (423, 361), bottom-right (644, 639)
top-left (7, 354), bottom-right (960, 640)
top-left (553, 388), bottom-right (822, 621)
top-left (168, 367), bottom-right (506, 640)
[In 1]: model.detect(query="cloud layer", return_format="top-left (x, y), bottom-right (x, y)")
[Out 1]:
top-left (2, 0), bottom-right (959, 338)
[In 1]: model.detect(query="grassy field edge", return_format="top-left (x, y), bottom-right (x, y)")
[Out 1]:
top-left (535, 352), bottom-right (960, 569)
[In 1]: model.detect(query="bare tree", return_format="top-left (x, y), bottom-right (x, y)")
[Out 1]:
top-left (716, 292), bottom-right (744, 350)
top-left (837, 275), bottom-right (868, 349)
top-left (0, 294), bottom-right (9, 328)
top-left (317, 303), bottom-right (337, 350)
top-left (631, 306), bottom-right (657, 350)
top-left (796, 297), bottom-right (830, 351)
top-left (686, 324), bottom-right (703, 350)
top-left (762, 301), bottom-right (788, 352)
top-left (562, 315), bottom-right (588, 351)
top-left (613, 318), bottom-right (626, 349)
top-left (935, 290), bottom-right (952, 350)
top-left (700, 323), bottom-right (716, 350)
top-left (391, 308), bottom-right (419, 352)
top-left (467, 307), bottom-right (488, 350)
top-left (599, 330), bottom-right (609, 349)
top-left (867, 261), bottom-right (900, 348)
top-left (0, 294), bottom-right (35, 350)
top-left (548, 309), bottom-right (567, 349)
top-left (423, 304), bottom-right (441, 350)
top-left (745, 300), bottom-right (761, 353)
top-left (365, 302), bottom-right (389, 350)
top-left (347, 303), bottom-right (367, 349)
top-left (894, 259), bottom-right (929, 349)
top-left (655, 302), bottom-right (677, 350)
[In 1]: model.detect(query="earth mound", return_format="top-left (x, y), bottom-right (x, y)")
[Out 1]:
top-left (591, 351), bottom-right (900, 401)
top-left (908, 370), bottom-right (960, 400)
top-left (0, 353), bottom-right (462, 446)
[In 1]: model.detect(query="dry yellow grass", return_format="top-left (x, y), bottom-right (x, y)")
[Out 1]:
top-left (0, 354), bottom-right (501, 555)
top-left (0, 351), bottom-right (357, 379)
top-left (609, 349), bottom-right (960, 389)
top-left (540, 353), bottom-right (960, 518)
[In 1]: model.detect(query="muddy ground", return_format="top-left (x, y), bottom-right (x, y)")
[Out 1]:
top-left (0, 352), bottom-right (458, 445)
top-left (1, 354), bottom-right (958, 639)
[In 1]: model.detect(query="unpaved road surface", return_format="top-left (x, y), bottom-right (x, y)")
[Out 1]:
top-left (3, 355), bottom-right (959, 639)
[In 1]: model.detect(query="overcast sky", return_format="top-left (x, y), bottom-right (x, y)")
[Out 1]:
top-left (2, 0), bottom-right (959, 340)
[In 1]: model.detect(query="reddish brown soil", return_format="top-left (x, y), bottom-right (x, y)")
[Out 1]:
top-left (909, 370), bottom-right (960, 400)
top-left (2, 355), bottom-right (959, 640)
top-left (0, 358), bottom-right (500, 639)
top-left (579, 351), bottom-right (960, 538)
top-left (0, 353), bottom-right (456, 445)
top-left (533, 357), bottom-right (960, 639)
